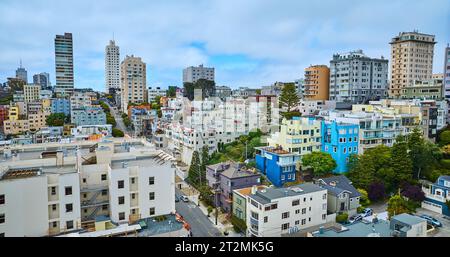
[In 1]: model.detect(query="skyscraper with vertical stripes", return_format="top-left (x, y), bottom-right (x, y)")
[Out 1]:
top-left (54, 33), bottom-right (74, 96)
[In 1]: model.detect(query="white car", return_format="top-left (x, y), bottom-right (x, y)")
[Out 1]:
top-left (180, 195), bottom-right (189, 202)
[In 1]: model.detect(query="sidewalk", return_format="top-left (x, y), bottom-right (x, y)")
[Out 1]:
top-left (198, 202), bottom-right (243, 237)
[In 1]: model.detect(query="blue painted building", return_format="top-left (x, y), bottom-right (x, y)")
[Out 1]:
top-left (51, 98), bottom-right (71, 116)
top-left (422, 175), bottom-right (450, 216)
top-left (321, 120), bottom-right (359, 173)
top-left (255, 146), bottom-right (300, 187)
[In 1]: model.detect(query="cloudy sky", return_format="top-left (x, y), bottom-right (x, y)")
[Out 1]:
top-left (0, 0), bottom-right (449, 91)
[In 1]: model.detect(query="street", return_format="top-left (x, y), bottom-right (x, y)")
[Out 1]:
top-left (101, 99), bottom-right (132, 136)
top-left (175, 189), bottom-right (223, 237)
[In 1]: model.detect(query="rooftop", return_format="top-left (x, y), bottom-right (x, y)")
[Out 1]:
top-left (249, 183), bottom-right (325, 204)
top-left (392, 213), bottom-right (426, 226)
top-left (135, 215), bottom-right (185, 237)
top-left (317, 175), bottom-right (361, 198)
top-left (313, 219), bottom-right (392, 237)
top-left (255, 146), bottom-right (296, 156)
top-left (235, 185), bottom-right (268, 197)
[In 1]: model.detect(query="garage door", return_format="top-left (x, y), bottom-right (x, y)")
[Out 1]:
top-left (422, 201), bottom-right (443, 214)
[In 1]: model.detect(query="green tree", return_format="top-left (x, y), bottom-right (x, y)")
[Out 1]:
top-left (167, 86), bottom-right (177, 97)
top-left (439, 130), bottom-right (450, 146)
top-left (278, 83), bottom-right (300, 112)
top-left (347, 146), bottom-right (391, 190)
top-left (46, 113), bottom-right (66, 126)
top-left (201, 145), bottom-right (210, 173)
top-left (112, 128), bottom-right (124, 137)
top-left (387, 194), bottom-right (411, 218)
top-left (188, 151), bottom-right (203, 186)
top-left (357, 188), bottom-right (371, 207)
top-left (407, 128), bottom-right (442, 179)
top-left (255, 89), bottom-right (261, 95)
top-left (389, 135), bottom-right (413, 189)
top-left (301, 152), bottom-right (336, 177)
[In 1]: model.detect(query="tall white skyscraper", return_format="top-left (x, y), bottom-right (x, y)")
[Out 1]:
top-left (105, 40), bottom-right (120, 92)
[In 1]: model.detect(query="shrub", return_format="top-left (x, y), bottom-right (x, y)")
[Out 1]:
top-left (231, 215), bottom-right (247, 233)
top-left (357, 206), bottom-right (365, 213)
top-left (336, 213), bottom-right (349, 224)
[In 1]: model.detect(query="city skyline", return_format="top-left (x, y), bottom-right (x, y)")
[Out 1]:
top-left (0, 0), bottom-right (449, 91)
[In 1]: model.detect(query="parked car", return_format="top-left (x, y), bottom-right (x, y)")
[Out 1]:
top-left (349, 214), bottom-right (363, 224)
top-left (180, 195), bottom-right (189, 202)
top-left (175, 195), bottom-right (180, 202)
top-left (420, 214), bottom-right (442, 227)
top-left (361, 208), bottom-right (373, 217)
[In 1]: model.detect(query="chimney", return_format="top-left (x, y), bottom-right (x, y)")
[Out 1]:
top-left (251, 185), bottom-right (257, 195)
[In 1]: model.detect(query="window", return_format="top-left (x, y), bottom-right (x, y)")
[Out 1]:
top-left (322, 193), bottom-right (327, 200)
top-left (149, 207), bottom-right (155, 215)
top-left (0, 194), bottom-right (4, 205)
top-left (264, 216), bottom-right (268, 223)
top-left (282, 212), bottom-right (290, 219)
top-left (118, 180), bottom-right (124, 189)
top-left (295, 220), bottom-right (300, 225)
top-left (118, 196), bottom-right (125, 205)
top-left (149, 177), bottom-right (155, 185)
top-left (82, 178), bottom-right (86, 183)
top-left (65, 186), bottom-right (72, 196)
top-left (292, 200), bottom-right (300, 206)
top-left (102, 205), bottom-right (108, 210)
top-left (65, 204), bottom-right (73, 213)
top-left (66, 220), bottom-right (74, 229)
top-left (323, 203), bottom-right (327, 210)
top-left (119, 212), bottom-right (125, 220)
top-left (295, 209), bottom-right (300, 214)
top-left (131, 177), bottom-right (135, 184)
top-left (102, 189), bottom-right (107, 196)
top-left (281, 223), bottom-right (290, 230)
top-left (149, 192), bottom-right (155, 200)
top-left (251, 212), bottom-right (259, 220)
top-left (301, 219), bottom-right (306, 225)
top-left (52, 221), bottom-right (57, 228)
top-left (52, 204), bottom-right (57, 211)
top-left (0, 213), bottom-right (4, 224)
top-left (101, 174), bottom-right (107, 181)
top-left (322, 214), bottom-right (326, 220)
top-left (302, 208), bottom-right (306, 214)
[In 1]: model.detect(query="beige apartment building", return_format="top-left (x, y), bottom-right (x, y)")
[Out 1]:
top-left (24, 84), bottom-right (41, 103)
top-left (304, 65), bottom-right (330, 100)
top-left (389, 31), bottom-right (436, 98)
top-left (121, 55), bottom-right (147, 113)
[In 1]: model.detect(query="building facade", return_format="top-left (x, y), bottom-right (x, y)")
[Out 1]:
top-left (267, 117), bottom-right (322, 158)
top-left (304, 65), bottom-right (330, 101)
top-left (23, 84), bottom-right (41, 103)
top-left (329, 50), bottom-right (388, 103)
top-left (105, 40), bottom-right (120, 92)
top-left (54, 33), bottom-right (74, 96)
top-left (246, 184), bottom-right (328, 237)
top-left (402, 79), bottom-right (444, 100)
top-left (0, 139), bottom-right (176, 237)
top-left (389, 31), bottom-right (436, 98)
top-left (121, 55), bottom-right (147, 113)
top-left (422, 175), bottom-right (450, 217)
top-left (33, 72), bottom-right (51, 89)
top-left (206, 162), bottom-right (261, 213)
top-left (182, 64), bottom-right (215, 83)
top-left (444, 44), bottom-right (450, 99)
top-left (71, 107), bottom-right (106, 126)
top-left (255, 146), bottom-right (300, 187)
top-left (321, 121), bottom-right (359, 173)
top-left (51, 98), bottom-right (71, 116)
